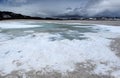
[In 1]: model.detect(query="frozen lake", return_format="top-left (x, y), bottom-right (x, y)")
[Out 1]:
top-left (0, 20), bottom-right (120, 78)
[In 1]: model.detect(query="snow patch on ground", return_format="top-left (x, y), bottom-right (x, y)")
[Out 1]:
top-left (0, 22), bottom-right (41, 29)
top-left (0, 33), bottom-right (12, 42)
top-left (93, 64), bottom-right (111, 75)
top-left (0, 32), bottom-right (120, 75)
top-left (0, 21), bottom-right (120, 77)
top-left (112, 70), bottom-right (120, 78)
top-left (97, 25), bottom-right (120, 33)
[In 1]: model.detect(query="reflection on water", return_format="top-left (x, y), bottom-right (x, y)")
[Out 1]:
top-left (0, 23), bottom-right (104, 40)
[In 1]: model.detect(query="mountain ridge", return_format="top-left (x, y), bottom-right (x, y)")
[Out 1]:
top-left (0, 11), bottom-right (120, 20)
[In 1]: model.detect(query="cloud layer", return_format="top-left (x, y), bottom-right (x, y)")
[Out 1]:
top-left (0, 0), bottom-right (120, 17)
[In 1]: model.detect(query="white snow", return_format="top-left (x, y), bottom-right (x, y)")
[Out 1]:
top-left (0, 22), bottom-right (41, 29)
top-left (24, 30), bottom-right (34, 33)
top-left (97, 25), bottom-right (120, 33)
top-left (0, 21), bottom-right (120, 77)
top-left (0, 32), bottom-right (120, 75)
top-left (93, 64), bottom-right (112, 75)
top-left (0, 33), bottom-right (12, 42)
top-left (112, 70), bottom-right (120, 78)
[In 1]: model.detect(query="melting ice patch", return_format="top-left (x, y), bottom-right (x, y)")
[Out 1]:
top-left (0, 21), bottom-right (120, 77)
top-left (0, 32), bottom-right (120, 75)
top-left (96, 25), bottom-right (120, 33)
top-left (0, 22), bottom-right (41, 29)
top-left (0, 33), bottom-right (13, 42)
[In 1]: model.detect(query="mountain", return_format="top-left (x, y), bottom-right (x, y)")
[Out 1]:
top-left (54, 14), bottom-right (83, 20)
top-left (0, 11), bottom-right (30, 20)
top-left (0, 11), bottom-right (62, 20)
top-left (0, 11), bottom-right (49, 20)
top-left (0, 11), bottom-right (120, 20)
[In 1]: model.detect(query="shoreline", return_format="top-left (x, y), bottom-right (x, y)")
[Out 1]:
top-left (1, 19), bottom-right (120, 26)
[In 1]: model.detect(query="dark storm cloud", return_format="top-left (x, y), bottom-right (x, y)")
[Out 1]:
top-left (0, 0), bottom-right (120, 17)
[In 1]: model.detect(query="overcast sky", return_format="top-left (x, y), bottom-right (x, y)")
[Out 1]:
top-left (0, 0), bottom-right (120, 17)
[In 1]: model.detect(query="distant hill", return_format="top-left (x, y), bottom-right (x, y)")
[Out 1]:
top-left (0, 11), bottom-right (51, 20)
top-left (54, 14), bottom-right (120, 20)
top-left (0, 11), bottom-right (31, 20)
top-left (0, 11), bottom-right (120, 20)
